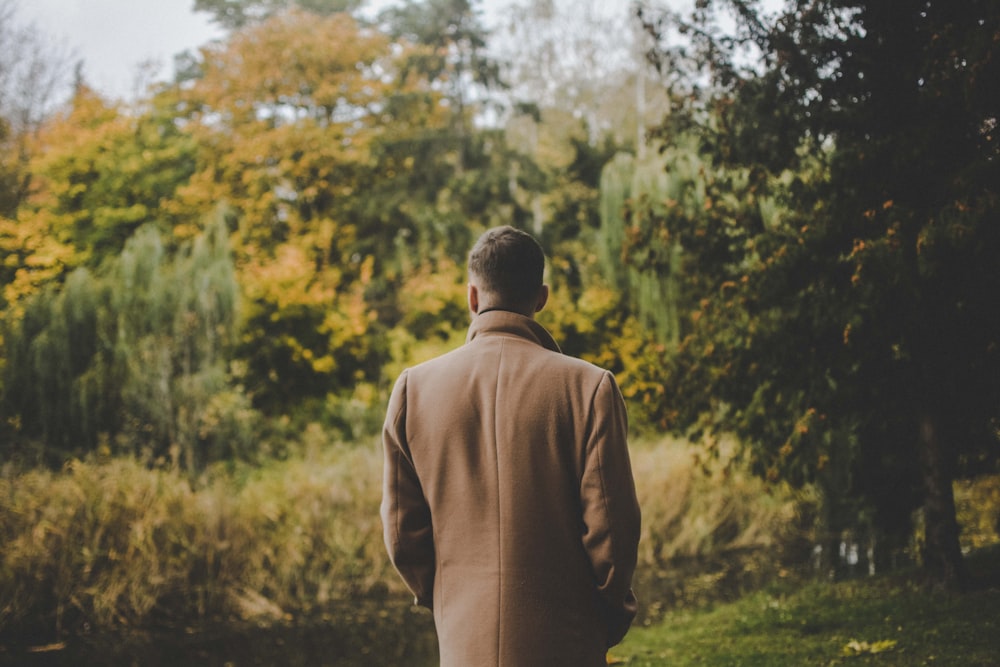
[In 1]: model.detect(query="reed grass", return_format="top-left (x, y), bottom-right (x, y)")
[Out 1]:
top-left (631, 439), bottom-right (809, 563)
top-left (0, 438), bottom-right (405, 643)
top-left (0, 435), bottom-right (826, 644)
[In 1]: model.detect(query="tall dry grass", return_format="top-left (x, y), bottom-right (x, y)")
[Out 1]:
top-left (631, 438), bottom-right (811, 564)
top-left (0, 433), bottom-right (810, 642)
top-left (629, 438), bottom-right (814, 619)
top-left (0, 433), bottom-right (404, 641)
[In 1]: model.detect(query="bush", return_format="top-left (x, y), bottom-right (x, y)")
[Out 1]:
top-left (0, 444), bottom-right (404, 643)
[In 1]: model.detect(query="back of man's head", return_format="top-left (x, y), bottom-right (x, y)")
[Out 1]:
top-left (468, 226), bottom-right (545, 313)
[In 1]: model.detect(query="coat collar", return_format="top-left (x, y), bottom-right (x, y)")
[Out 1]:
top-left (466, 310), bottom-right (561, 354)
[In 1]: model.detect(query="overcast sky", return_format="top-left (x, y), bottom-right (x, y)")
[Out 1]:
top-left (18, 0), bottom-right (223, 100)
top-left (17, 0), bottom-right (667, 102)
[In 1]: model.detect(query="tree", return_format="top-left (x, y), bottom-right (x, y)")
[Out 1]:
top-left (173, 10), bottom-right (411, 413)
top-left (361, 0), bottom-right (539, 305)
top-left (493, 0), bottom-right (665, 149)
top-left (632, 0), bottom-right (1000, 588)
top-left (192, 0), bottom-right (363, 30)
top-left (1, 85), bottom-right (199, 316)
top-left (0, 216), bottom-right (247, 471)
top-left (0, 0), bottom-right (73, 215)
top-left (598, 144), bottom-right (711, 345)
top-left (378, 0), bottom-right (504, 163)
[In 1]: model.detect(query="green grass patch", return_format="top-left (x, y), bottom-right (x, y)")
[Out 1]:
top-left (613, 548), bottom-right (1000, 666)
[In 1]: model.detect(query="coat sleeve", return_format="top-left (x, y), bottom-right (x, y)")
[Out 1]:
top-left (580, 370), bottom-right (641, 648)
top-left (380, 370), bottom-right (436, 609)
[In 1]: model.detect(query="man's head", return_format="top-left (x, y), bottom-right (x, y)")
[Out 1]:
top-left (467, 225), bottom-right (548, 317)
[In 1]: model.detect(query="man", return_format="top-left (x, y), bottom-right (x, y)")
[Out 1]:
top-left (381, 225), bottom-right (641, 666)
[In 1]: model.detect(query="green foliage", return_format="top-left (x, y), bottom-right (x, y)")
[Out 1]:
top-left (599, 146), bottom-right (713, 344)
top-left (358, 1), bottom-right (525, 272)
top-left (633, 0), bottom-right (1000, 587)
top-left (113, 218), bottom-right (248, 470)
top-left (380, 0), bottom-right (502, 96)
top-left (1, 267), bottom-right (112, 454)
top-left (1, 216), bottom-right (249, 469)
top-left (26, 87), bottom-right (199, 266)
top-left (598, 152), bottom-right (633, 288)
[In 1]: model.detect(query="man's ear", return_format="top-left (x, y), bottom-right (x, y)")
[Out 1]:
top-left (468, 283), bottom-right (480, 314)
top-left (534, 284), bottom-right (549, 313)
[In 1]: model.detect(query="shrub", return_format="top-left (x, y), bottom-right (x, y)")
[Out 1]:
top-left (0, 444), bottom-right (405, 642)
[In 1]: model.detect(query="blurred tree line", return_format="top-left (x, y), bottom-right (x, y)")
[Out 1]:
top-left (0, 0), bottom-right (650, 458)
top-left (0, 0), bottom-right (997, 589)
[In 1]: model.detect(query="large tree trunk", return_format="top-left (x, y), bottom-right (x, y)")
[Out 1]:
top-left (917, 414), bottom-right (968, 591)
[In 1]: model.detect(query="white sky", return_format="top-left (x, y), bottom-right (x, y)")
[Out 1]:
top-left (19, 0), bottom-right (223, 101)
top-left (17, 0), bottom-right (674, 102)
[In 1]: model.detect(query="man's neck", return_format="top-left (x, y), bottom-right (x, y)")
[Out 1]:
top-left (476, 306), bottom-right (532, 318)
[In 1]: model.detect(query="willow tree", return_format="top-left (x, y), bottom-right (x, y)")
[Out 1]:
top-left (598, 140), bottom-right (722, 346)
top-left (113, 217), bottom-right (247, 471)
top-left (0, 216), bottom-right (247, 470)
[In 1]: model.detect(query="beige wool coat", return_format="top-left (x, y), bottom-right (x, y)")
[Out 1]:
top-left (381, 310), bottom-right (641, 667)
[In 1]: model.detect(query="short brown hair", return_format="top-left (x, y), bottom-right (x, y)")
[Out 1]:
top-left (468, 226), bottom-right (545, 309)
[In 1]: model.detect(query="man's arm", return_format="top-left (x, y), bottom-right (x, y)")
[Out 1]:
top-left (380, 370), bottom-right (436, 608)
top-left (580, 371), bottom-right (641, 647)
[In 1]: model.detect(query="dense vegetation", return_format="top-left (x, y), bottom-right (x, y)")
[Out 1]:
top-left (0, 0), bottom-right (998, 655)
top-left (0, 439), bottom-right (810, 647)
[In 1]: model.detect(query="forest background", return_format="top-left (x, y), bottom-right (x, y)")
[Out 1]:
top-left (0, 0), bottom-right (998, 655)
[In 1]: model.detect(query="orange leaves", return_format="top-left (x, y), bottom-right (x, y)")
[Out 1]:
top-left (848, 237), bottom-right (869, 286)
top-left (0, 214), bottom-right (75, 315)
top-left (795, 409), bottom-right (815, 434)
top-left (192, 10), bottom-right (392, 127)
top-left (244, 243), bottom-right (336, 309)
top-left (10, 85), bottom-right (192, 302)
top-left (778, 408), bottom-right (821, 465)
top-left (862, 199), bottom-right (894, 220)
